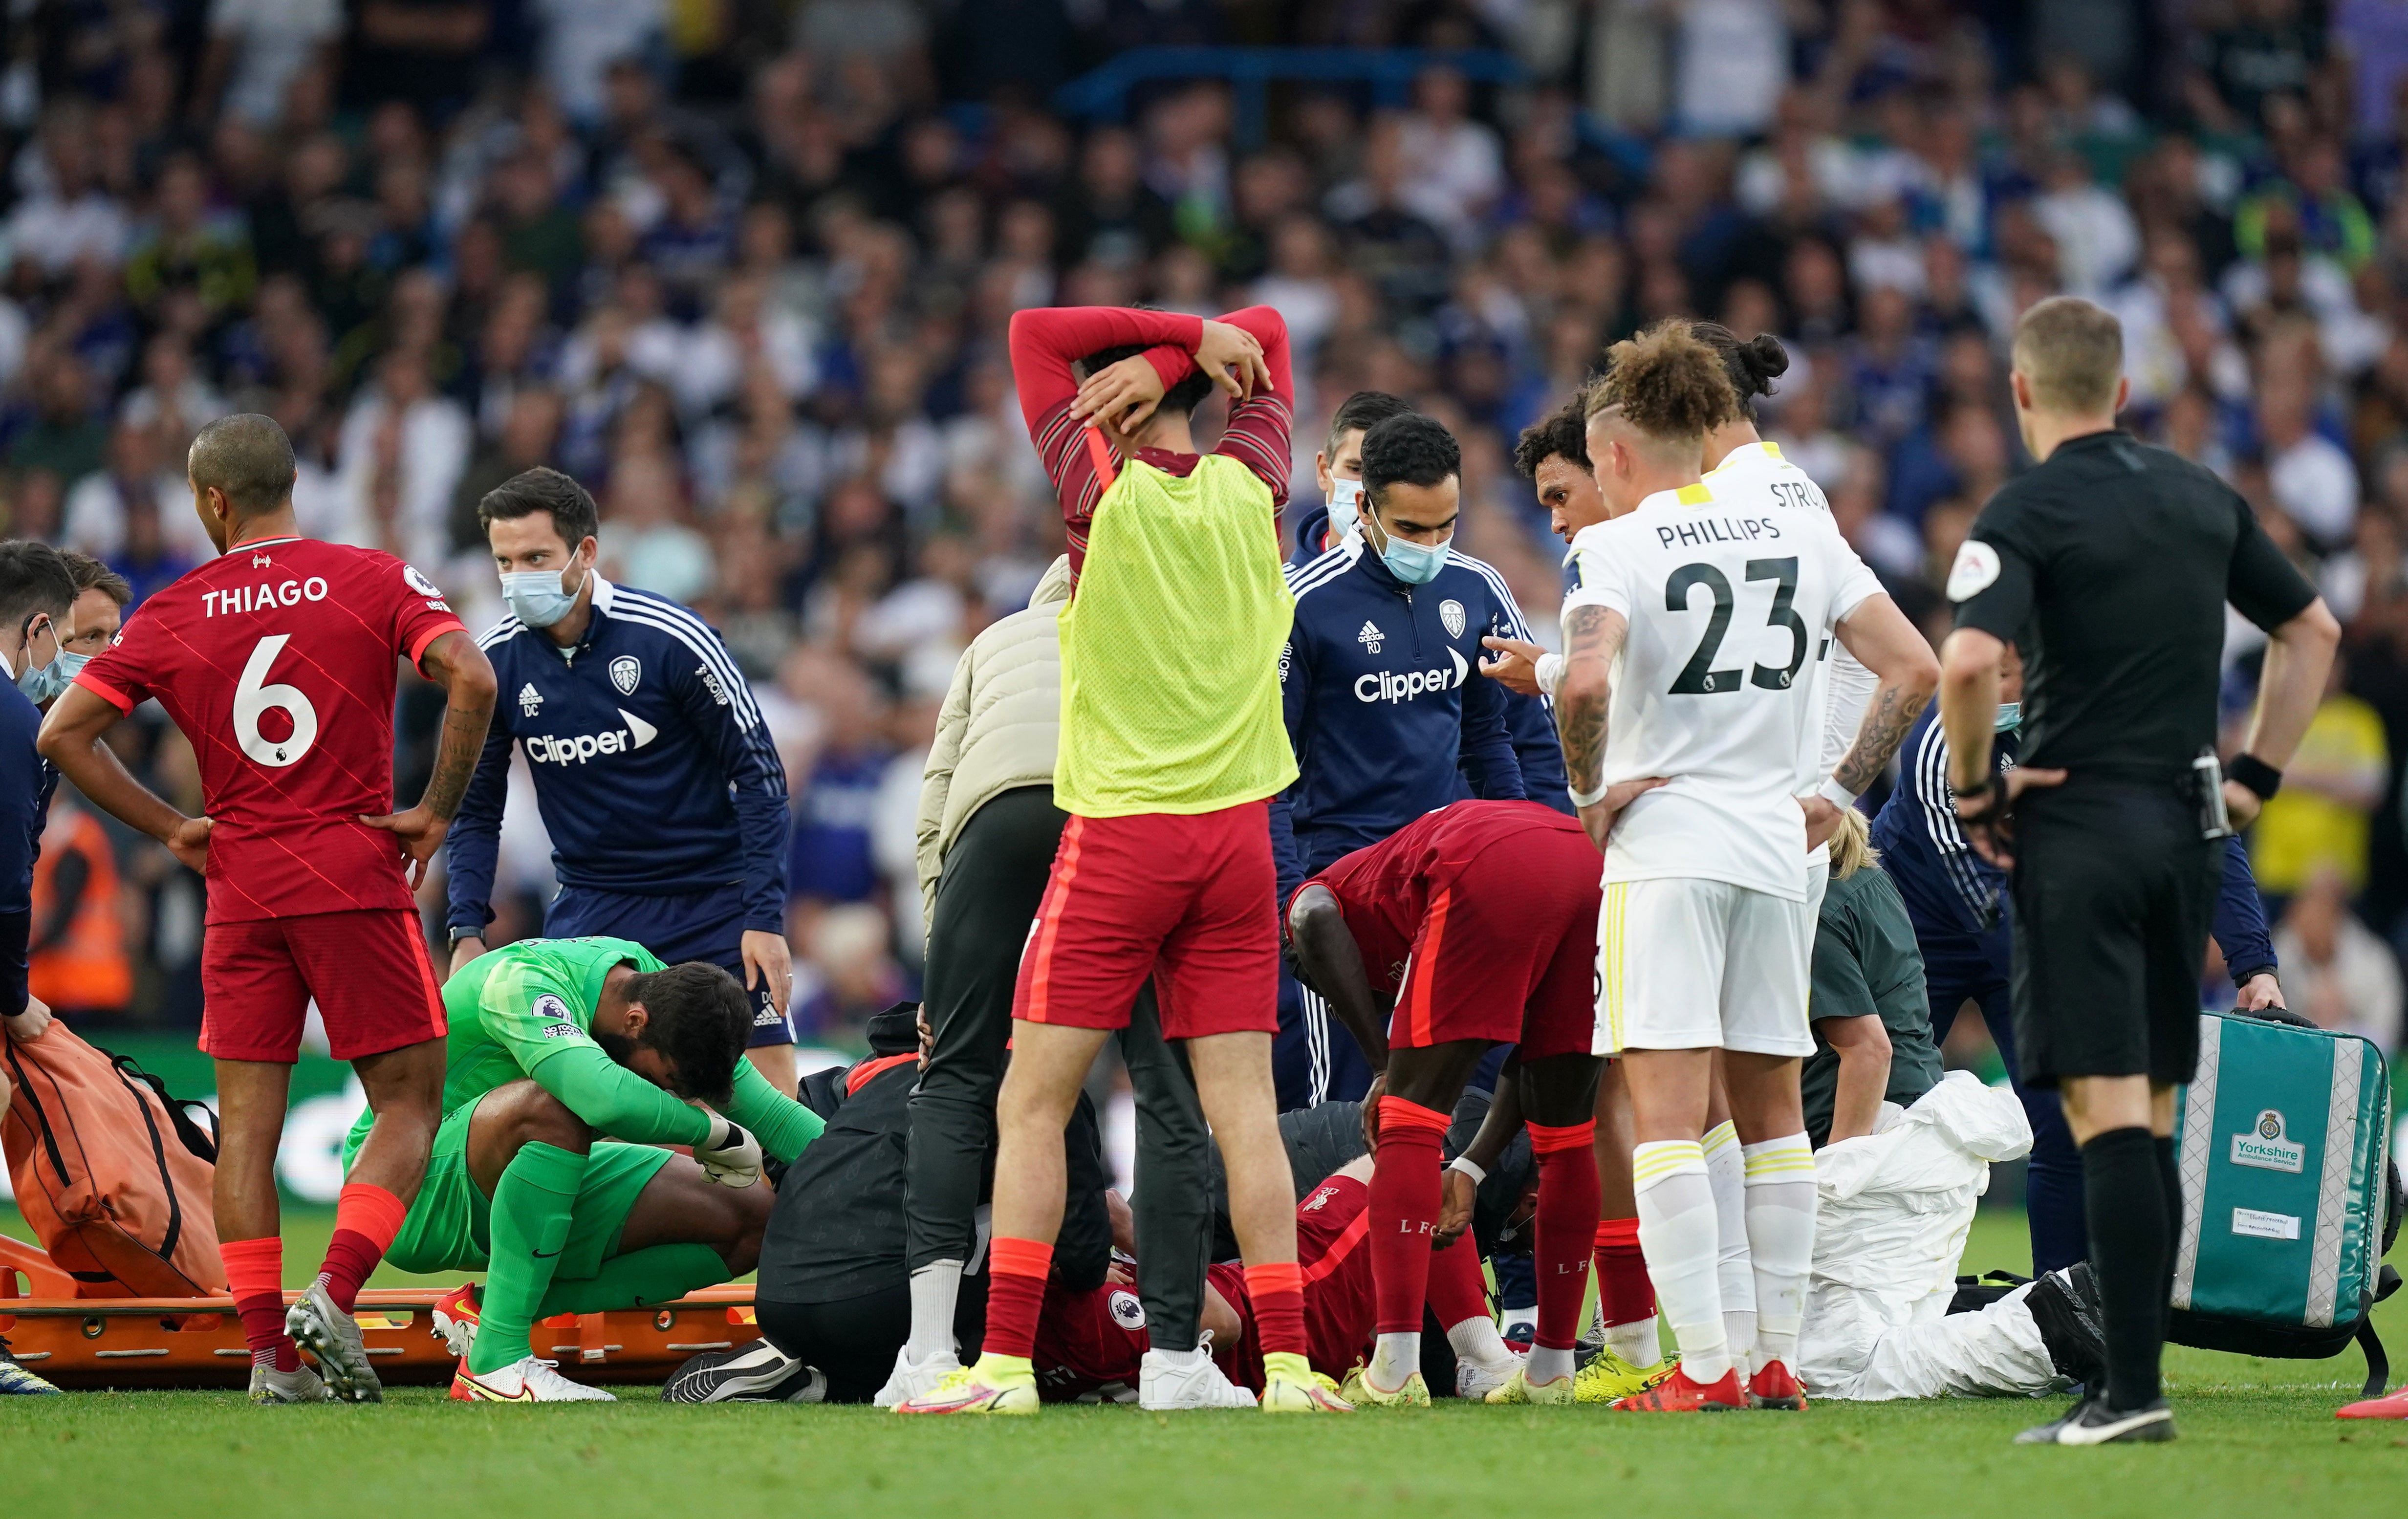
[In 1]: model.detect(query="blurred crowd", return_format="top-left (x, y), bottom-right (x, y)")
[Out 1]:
top-left (5, 0), bottom-right (2407, 1054)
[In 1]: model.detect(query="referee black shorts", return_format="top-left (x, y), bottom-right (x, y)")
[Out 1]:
top-left (2007, 783), bottom-right (2220, 1090)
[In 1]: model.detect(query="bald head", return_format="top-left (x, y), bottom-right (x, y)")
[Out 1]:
top-left (189, 413), bottom-right (297, 524)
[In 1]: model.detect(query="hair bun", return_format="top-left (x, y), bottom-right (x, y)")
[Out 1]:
top-left (1741, 334), bottom-right (1790, 386)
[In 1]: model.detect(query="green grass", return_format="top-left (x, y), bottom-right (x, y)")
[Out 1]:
top-left (4, 1206), bottom-right (2403, 1519)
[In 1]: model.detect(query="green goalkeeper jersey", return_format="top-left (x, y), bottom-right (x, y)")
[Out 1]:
top-left (341, 936), bottom-right (823, 1170)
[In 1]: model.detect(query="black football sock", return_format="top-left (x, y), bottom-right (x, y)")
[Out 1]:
top-left (2082, 1126), bottom-right (2169, 1411)
top-left (2155, 1135), bottom-right (2182, 1335)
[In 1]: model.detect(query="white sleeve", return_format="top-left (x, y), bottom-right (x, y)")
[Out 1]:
top-left (1559, 531), bottom-right (1630, 620)
top-left (1823, 519), bottom-right (1886, 624)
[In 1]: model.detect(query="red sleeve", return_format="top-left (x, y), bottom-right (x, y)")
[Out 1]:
top-left (74, 607), bottom-right (163, 714)
top-left (1209, 305), bottom-right (1294, 509)
top-left (1008, 307), bottom-right (1206, 569)
top-left (378, 556), bottom-right (468, 669)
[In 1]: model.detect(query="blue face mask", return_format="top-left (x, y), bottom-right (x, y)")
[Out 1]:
top-left (1326, 478), bottom-right (1363, 538)
top-left (501, 566), bottom-right (589, 629)
top-left (1369, 517), bottom-right (1451, 586)
top-left (1995, 702), bottom-right (2021, 733)
top-left (11, 617), bottom-right (71, 704)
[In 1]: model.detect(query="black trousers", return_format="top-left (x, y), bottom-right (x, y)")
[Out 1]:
top-left (903, 785), bottom-right (1215, 1350)
top-left (758, 1286), bottom-right (976, 1405)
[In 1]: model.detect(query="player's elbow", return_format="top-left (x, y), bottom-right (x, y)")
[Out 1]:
top-left (2279, 597), bottom-right (2342, 656)
top-left (1936, 629), bottom-right (1996, 696)
top-left (449, 643), bottom-right (500, 708)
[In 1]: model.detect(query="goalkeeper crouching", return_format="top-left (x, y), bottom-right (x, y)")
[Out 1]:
top-left (336, 937), bottom-right (824, 1404)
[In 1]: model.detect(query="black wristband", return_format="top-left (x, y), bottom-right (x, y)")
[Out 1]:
top-left (2227, 752), bottom-right (2283, 801)
top-left (1949, 774), bottom-right (1997, 802)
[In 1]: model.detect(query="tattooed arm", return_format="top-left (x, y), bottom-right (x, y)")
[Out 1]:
top-left (1557, 604), bottom-right (1667, 852)
top-left (362, 629), bottom-right (499, 890)
top-left (1803, 592), bottom-right (1941, 849)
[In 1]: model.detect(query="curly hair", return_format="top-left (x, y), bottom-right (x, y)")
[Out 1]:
top-left (1587, 321), bottom-right (1740, 441)
top-left (1360, 412), bottom-right (1460, 503)
top-left (1689, 322), bottom-right (1789, 421)
top-left (1514, 382), bottom-right (1597, 477)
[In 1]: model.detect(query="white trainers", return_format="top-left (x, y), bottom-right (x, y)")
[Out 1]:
top-left (1455, 1353), bottom-right (1522, 1401)
top-left (285, 1281), bottom-right (381, 1404)
top-left (450, 1355), bottom-right (617, 1403)
top-left (874, 1347), bottom-right (963, 1409)
top-left (1140, 1334), bottom-right (1257, 1409)
top-left (248, 1361), bottom-right (337, 1404)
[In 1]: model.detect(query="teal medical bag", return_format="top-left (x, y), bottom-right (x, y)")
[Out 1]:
top-left (2167, 1011), bottom-right (2402, 1397)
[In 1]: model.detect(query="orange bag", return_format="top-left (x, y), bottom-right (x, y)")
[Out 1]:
top-left (2, 1025), bottom-right (224, 1298)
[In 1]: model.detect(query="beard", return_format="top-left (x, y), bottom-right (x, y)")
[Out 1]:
top-left (594, 1027), bottom-right (639, 1067)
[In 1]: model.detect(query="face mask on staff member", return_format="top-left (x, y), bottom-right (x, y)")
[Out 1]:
top-left (1361, 471), bottom-right (1460, 588)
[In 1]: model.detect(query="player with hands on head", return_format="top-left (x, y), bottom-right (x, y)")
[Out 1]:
top-left (38, 413), bottom-right (499, 1406)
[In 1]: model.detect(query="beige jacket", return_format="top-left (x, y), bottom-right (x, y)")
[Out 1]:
top-left (915, 556), bottom-right (1073, 922)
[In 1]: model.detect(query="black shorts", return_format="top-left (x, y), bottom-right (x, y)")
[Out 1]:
top-left (2008, 784), bottom-right (2218, 1089)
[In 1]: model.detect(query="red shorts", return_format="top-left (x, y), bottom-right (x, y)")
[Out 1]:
top-left (1390, 833), bottom-right (1600, 1062)
top-left (1296, 1174), bottom-right (1376, 1379)
top-left (1014, 802), bottom-right (1278, 1040)
top-left (200, 909), bottom-right (447, 1063)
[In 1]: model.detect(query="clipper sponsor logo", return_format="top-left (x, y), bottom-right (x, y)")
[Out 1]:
top-left (1654, 517), bottom-right (1781, 550)
top-left (2230, 1109), bottom-right (2305, 1173)
top-left (1355, 648), bottom-right (1472, 703)
top-left (526, 708), bottom-right (660, 764)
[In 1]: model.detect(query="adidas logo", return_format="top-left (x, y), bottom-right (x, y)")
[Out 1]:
top-left (1357, 620), bottom-right (1385, 654)
top-left (517, 682), bottom-right (543, 717)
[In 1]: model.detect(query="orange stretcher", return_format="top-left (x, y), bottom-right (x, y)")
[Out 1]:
top-left (1, 1236), bottom-right (757, 1390)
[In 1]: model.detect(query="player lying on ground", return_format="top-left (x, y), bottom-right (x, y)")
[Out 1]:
top-left (1031, 1155), bottom-right (1511, 1404)
top-left (1287, 798), bottom-right (1607, 1407)
top-left (40, 413), bottom-right (499, 1406)
top-left (358, 936), bottom-right (823, 1403)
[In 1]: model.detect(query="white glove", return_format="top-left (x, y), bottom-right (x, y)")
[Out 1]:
top-left (696, 1114), bottom-right (762, 1188)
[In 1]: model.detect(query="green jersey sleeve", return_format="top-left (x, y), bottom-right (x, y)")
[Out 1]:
top-left (478, 953), bottom-right (712, 1147)
top-left (723, 1057), bottom-right (826, 1165)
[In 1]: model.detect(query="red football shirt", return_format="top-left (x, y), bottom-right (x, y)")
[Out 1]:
top-left (75, 535), bottom-right (465, 923)
top-left (1301, 800), bottom-right (1589, 996)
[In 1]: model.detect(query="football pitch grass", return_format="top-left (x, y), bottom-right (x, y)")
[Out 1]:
top-left (5, 1206), bottom-right (2403, 1519)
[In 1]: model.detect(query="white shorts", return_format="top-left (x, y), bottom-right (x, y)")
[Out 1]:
top-left (1595, 877), bottom-right (1815, 1057)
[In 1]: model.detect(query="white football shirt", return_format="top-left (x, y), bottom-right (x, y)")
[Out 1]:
top-left (1706, 439), bottom-right (1877, 786)
top-left (1562, 473), bottom-right (1884, 901)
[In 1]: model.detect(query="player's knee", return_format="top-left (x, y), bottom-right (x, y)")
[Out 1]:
top-left (713, 1178), bottom-right (773, 1272)
top-left (494, 1082), bottom-right (591, 1156)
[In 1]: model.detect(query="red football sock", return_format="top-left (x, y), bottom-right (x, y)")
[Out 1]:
top-left (1529, 1120), bottom-right (1601, 1352)
top-left (221, 1235), bottom-right (299, 1372)
top-left (316, 1182), bottom-right (408, 1313)
top-left (1424, 1228), bottom-right (1492, 1329)
top-left (1245, 1260), bottom-right (1306, 1358)
top-left (980, 1236), bottom-right (1054, 1361)
top-left (1369, 1096), bottom-right (1452, 1335)
top-left (1592, 1216), bottom-right (1656, 1327)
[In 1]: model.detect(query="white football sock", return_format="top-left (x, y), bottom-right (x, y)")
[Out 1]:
top-left (1500, 1305), bottom-right (1536, 1336)
top-left (1703, 1120), bottom-right (1755, 1375)
top-left (1146, 1343), bottom-right (1207, 1367)
top-left (1445, 1314), bottom-right (1516, 1371)
top-left (1741, 1132), bottom-right (1817, 1371)
top-left (1367, 1331), bottom-right (1420, 1390)
top-left (1632, 1139), bottom-right (1731, 1385)
top-left (1605, 1316), bottom-right (1661, 1367)
top-left (1526, 1345), bottom-right (1577, 1386)
top-left (905, 1260), bottom-right (962, 1362)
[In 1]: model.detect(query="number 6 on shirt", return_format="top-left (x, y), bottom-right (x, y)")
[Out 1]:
top-left (234, 633), bottom-right (320, 767)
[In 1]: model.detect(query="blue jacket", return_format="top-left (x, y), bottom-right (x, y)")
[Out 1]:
top-left (0, 687), bottom-right (40, 1014)
top-left (1288, 505), bottom-right (1571, 818)
top-left (446, 576), bottom-right (790, 936)
top-left (1272, 538), bottom-right (1524, 910)
top-left (1870, 706), bottom-right (2276, 984)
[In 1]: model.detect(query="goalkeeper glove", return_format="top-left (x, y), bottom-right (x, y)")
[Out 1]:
top-left (696, 1114), bottom-right (762, 1188)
